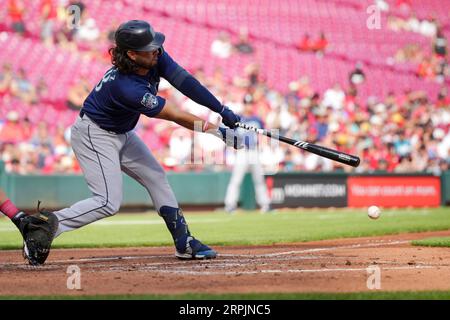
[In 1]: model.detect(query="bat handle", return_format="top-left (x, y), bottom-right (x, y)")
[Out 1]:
top-left (235, 122), bottom-right (261, 133)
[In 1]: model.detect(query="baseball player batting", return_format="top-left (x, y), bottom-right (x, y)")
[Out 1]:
top-left (15, 20), bottom-right (245, 265)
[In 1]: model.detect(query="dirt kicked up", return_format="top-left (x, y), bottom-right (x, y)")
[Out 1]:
top-left (1, 230), bottom-right (450, 297)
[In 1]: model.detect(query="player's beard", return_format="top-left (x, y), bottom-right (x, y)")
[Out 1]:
top-left (135, 56), bottom-right (157, 70)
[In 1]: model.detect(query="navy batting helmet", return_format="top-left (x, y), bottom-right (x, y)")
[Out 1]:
top-left (115, 20), bottom-right (165, 52)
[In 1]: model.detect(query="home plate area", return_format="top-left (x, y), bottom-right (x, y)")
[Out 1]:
top-left (1, 232), bottom-right (450, 296)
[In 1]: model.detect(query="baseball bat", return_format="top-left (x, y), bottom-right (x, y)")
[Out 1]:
top-left (236, 122), bottom-right (360, 168)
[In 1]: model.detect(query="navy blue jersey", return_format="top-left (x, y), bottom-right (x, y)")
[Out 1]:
top-left (82, 51), bottom-right (223, 134)
top-left (82, 67), bottom-right (165, 133)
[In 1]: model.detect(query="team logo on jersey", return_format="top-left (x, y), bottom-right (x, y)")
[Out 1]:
top-left (141, 93), bottom-right (158, 109)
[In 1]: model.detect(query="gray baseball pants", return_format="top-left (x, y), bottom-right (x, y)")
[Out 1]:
top-left (54, 115), bottom-right (178, 236)
top-left (224, 149), bottom-right (270, 210)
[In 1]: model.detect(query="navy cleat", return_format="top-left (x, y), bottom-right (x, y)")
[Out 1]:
top-left (159, 205), bottom-right (217, 260)
top-left (175, 236), bottom-right (217, 260)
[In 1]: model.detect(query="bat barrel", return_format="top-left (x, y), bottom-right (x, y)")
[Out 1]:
top-left (235, 122), bottom-right (360, 168)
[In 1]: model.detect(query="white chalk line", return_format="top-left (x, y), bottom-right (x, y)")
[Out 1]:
top-left (138, 265), bottom-right (438, 276)
top-left (0, 239), bottom-right (427, 269)
top-left (2, 239), bottom-right (409, 266)
top-left (219, 240), bottom-right (411, 258)
top-left (0, 239), bottom-right (411, 266)
top-left (0, 254), bottom-right (325, 268)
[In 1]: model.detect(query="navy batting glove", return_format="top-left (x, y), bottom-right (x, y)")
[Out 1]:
top-left (219, 106), bottom-right (240, 129)
top-left (217, 127), bottom-right (245, 150)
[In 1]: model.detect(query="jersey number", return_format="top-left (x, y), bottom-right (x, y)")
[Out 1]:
top-left (95, 69), bottom-right (117, 92)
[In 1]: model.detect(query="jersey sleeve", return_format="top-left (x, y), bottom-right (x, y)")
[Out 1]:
top-left (112, 82), bottom-right (166, 118)
top-left (157, 51), bottom-right (223, 113)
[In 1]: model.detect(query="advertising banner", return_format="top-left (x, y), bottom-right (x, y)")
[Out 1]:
top-left (348, 176), bottom-right (441, 207)
top-left (266, 175), bottom-right (347, 208)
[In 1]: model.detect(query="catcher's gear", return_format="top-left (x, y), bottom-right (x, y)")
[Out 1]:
top-left (19, 202), bottom-right (59, 266)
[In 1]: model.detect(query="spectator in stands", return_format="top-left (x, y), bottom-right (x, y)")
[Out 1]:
top-left (419, 17), bottom-right (438, 38)
top-left (311, 32), bottom-right (328, 55)
top-left (289, 76), bottom-right (314, 99)
top-left (30, 122), bottom-right (53, 156)
top-left (417, 57), bottom-right (435, 80)
top-left (8, 0), bottom-right (26, 35)
top-left (53, 125), bottom-right (71, 157)
top-left (387, 15), bottom-right (406, 32)
top-left (72, 3), bottom-right (99, 44)
top-left (55, 22), bottom-right (78, 51)
top-left (411, 145), bottom-right (430, 172)
top-left (394, 155), bottom-right (413, 172)
top-left (349, 62), bottom-right (366, 86)
top-left (375, 0), bottom-right (389, 12)
top-left (211, 32), bottom-right (233, 59)
top-left (297, 33), bottom-right (312, 52)
top-left (435, 58), bottom-right (449, 83)
top-left (168, 128), bottom-right (192, 168)
top-left (35, 143), bottom-right (53, 171)
top-left (0, 63), bottom-right (14, 98)
top-left (314, 108), bottom-right (329, 141)
top-left (322, 83), bottom-right (345, 110)
top-left (66, 76), bottom-right (91, 111)
top-left (40, 0), bottom-right (58, 46)
top-left (234, 27), bottom-right (254, 54)
top-left (406, 13), bottom-right (421, 33)
top-left (233, 63), bottom-right (263, 88)
top-left (107, 20), bottom-right (120, 45)
top-left (0, 111), bottom-right (27, 144)
top-left (8, 158), bottom-right (22, 174)
top-left (74, 16), bottom-right (100, 43)
top-left (437, 87), bottom-right (450, 108)
top-left (10, 68), bottom-right (38, 104)
top-left (36, 77), bottom-right (49, 100)
top-left (396, 0), bottom-right (412, 11)
top-left (433, 28), bottom-right (448, 57)
top-left (394, 43), bottom-right (424, 63)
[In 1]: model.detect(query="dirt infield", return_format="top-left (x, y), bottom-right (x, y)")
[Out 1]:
top-left (1, 230), bottom-right (450, 296)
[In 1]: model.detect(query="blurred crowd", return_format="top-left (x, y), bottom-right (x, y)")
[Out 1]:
top-left (2, 64), bottom-right (449, 175)
top-left (6, 0), bottom-right (115, 62)
top-left (1, 0), bottom-right (449, 175)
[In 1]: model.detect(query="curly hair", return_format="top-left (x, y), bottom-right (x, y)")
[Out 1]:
top-left (108, 46), bottom-right (139, 74)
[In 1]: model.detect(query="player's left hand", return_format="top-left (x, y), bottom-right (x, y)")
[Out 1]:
top-left (219, 106), bottom-right (240, 129)
top-left (217, 127), bottom-right (245, 150)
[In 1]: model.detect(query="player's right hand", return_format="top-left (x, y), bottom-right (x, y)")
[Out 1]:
top-left (216, 127), bottom-right (245, 150)
top-left (219, 106), bottom-right (240, 129)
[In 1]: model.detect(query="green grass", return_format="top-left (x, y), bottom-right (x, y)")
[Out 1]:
top-left (0, 208), bottom-right (449, 250)
top-left (2, 291), bottom-right (450, 300)
top-left (412, 237), bottom-right (450, 248)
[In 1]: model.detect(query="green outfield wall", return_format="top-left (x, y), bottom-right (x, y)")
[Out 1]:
top-left (0, 161), bottom-right (449, 210)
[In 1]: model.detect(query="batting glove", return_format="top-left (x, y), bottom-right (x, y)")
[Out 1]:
top-left (219, 106), bottom-right (240, 129)
top-left (216, 127), bottom-right (245, 150)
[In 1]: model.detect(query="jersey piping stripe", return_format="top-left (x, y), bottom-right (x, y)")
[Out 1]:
top-left (58, 124), bottom-right (110, 222)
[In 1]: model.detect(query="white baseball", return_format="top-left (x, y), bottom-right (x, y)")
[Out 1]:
top-left (368, 205), bottom-right (381, 219)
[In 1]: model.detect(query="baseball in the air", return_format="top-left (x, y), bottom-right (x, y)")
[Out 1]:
top-left (368, 205), bottom-right (381, 219)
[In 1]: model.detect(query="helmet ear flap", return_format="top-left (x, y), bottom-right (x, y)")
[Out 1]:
top-left (157, 46), bottom-right (164, 57)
